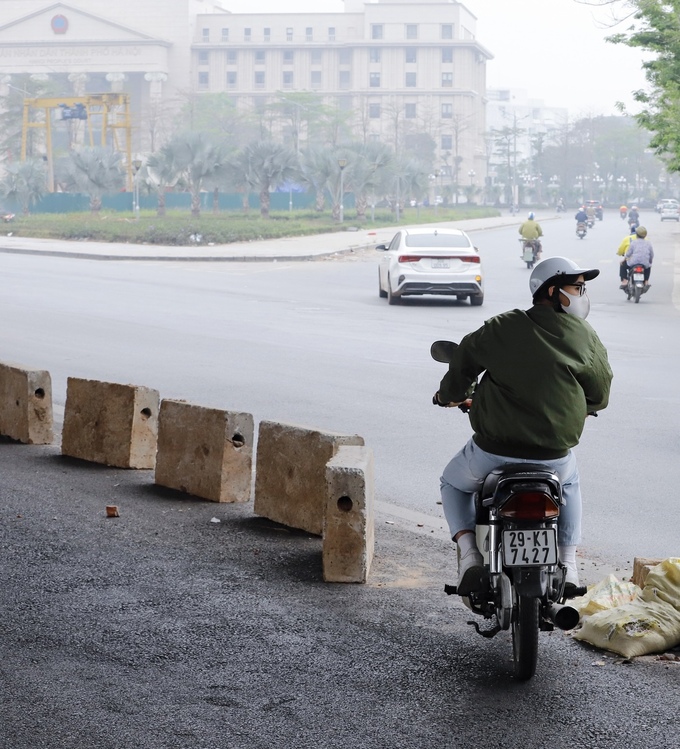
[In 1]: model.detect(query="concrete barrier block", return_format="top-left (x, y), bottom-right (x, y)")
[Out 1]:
top-left (155, 399), bottom-right (253, 503)
top-left (323, 446), bottom-right (375, 584)
top-left (632, 557), bottom-right (665, 588)
top-left (61, 378), bottom-right (159, 468)
top-left (254, 421), bottom-right (364, 535)
top-left (0, 362), bottom-right (53, 444)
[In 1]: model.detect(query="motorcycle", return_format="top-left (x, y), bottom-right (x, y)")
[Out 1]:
top-left (628, 217), bottom-right (639, 232)
top-left (595, 207), bottom-right (604, 221)
top-left (431, 340), bottom-right (583, 681)
top-left (576, 222), bottom-right (587, 239)
top-left (586, 217), bottom-right (595, 229)
top-left (623, 264), bottom-right (648, 304)
top-left (519, 238), bottom-right (540, 269)
top-left (0, 212), bottom-right (15, 223)
top-left (620, 208), bottom-right (627, 219)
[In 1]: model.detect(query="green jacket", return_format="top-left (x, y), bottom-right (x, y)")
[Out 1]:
top-left (519, 220), bottom-right (543, 240)
top-left (439, 305), bottom-right (613, 460)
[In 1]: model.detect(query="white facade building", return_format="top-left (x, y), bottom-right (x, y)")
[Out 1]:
top-left (0, 0), bottom-right (492, 182)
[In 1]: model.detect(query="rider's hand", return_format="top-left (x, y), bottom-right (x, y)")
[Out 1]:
top-left (433, 392), bottom-right (470, 408)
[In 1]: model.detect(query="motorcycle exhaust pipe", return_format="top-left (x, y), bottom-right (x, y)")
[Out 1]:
top-left (546, 602), bottom-right (580, 631)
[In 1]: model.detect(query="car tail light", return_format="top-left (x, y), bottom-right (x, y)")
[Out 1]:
top-left (460, 255), bottom-right (481, 263)
top-left (398, 255), bottom-right (423, 263)
top-left (499, 492), bottom-right (560, 520)
top-left (397, 254), bottom-right (480, 263)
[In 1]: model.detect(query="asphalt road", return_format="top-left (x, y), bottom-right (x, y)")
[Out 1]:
top-left (1, 211), bottom-right (680, 746)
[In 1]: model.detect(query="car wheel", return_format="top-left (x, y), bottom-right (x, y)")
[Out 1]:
top-left (378, 270), bottom-right (387, 298)
top-left (470, 293), bottom-right (484, 307)
top-left (387, 275), bottom-right (401, 305)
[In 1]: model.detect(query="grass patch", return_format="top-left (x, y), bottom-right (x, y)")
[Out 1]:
top-left (6, 206), bottom-right (500, 246)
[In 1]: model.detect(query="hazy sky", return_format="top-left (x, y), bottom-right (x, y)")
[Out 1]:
top-left (220, 0), bottom-right (647, 117)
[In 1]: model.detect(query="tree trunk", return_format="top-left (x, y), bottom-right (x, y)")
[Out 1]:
top-left (356, 194), bottom-right (367, 220)
top-left (191, 190), bottom-right (201, 218)
top-left (157, 191), bottom-right (166, 217)
top-left (241, 191), bottom-right (250, 212)
top-left (213, 187), bottom-right (219, 214)
top-left (259, 187), bottom-right (270, 218)
top-left (90, 196), bottom-right (102, 215)
top-left (315, 189), bottom-right (325, 212)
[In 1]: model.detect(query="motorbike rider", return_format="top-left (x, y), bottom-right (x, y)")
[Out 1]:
top-left (575, 207), bottom-right (588, 227)
top-left (628, 205), bottom-right (640, 228)
top-left (518, 211), bottom-right (543, 257)
top-left (617, 226), bottom-right (639, 285)
top-left (623, 225), bottom-right (654, 289)
top-left (433, 257), bottom-right (613, 595)
top-left (620, 205), bottom-right (628, 218)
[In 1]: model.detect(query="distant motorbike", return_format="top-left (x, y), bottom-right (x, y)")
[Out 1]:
top-left (519, 238), bottom-right (541, 269)
top-left (576, 222), bottom-right (587, 239)
top-left (628, 217), bottom-right (640, 232)
top-left (586, 217), bottom-right (595, 229)
top-left (620, 208), bottom-right (627, 219)
top-left (0, 212), bottom-right (15, 223)
top-left (431, 339), bottom-right (583, 681)
top-left (556, 202), bottom-right (565, 213)
top-left (623, 264), bottom-right (648, 304)
top-left (595, 207), bottom-right (604, 221)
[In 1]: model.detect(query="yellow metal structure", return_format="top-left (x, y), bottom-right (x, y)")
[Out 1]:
top-left (21, 93), bottom-right (133, 191)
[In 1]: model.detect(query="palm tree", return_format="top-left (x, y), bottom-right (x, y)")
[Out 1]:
top-left (145, 146), bottom-right (181, 217)
top-left (239, 140), bottom-right (298, 218)
top-left (345, 142), bottom-right (393, 220)
top-left (0, 158), bottom-right (47, 215)
top-left (167, 132), bottom-right (227, 217)
top-left (63, 147), bottom-right (125, 215)
top-left (298, 146), bottom-right (335, 212)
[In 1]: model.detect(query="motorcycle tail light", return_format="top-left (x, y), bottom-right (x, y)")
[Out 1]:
top-left (634, 265), bottom-right (645, 273)
top-left (500, 492), bottom-right (560, 520)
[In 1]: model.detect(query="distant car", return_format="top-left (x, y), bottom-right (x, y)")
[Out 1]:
top-left (659, 201), bottom-right (680, 221)
top-left (376, 227), bottom-right (484, 306)
top-left (657, 198), bottom-right (678, 211)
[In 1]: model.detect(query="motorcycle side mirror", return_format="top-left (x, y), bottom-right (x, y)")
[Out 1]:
top-left (430, 340), bottom-right (458, 363)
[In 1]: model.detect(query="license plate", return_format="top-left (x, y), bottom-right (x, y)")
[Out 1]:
top-left (633, 273), bottom-right (644, 281)
top-left (432, 259), bottom-right (450, 269)
top-left (502, 529), bottom-right (558, 567)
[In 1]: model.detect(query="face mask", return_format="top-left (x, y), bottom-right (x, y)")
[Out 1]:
top-left (560, 289), bottom-right (590, 320)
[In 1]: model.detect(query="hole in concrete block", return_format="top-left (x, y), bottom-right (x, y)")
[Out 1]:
top-left (140, 408), bottom-right (152, 420)
top-left (34, 388), bottom-right (45, 399)
top-left (337, 495), bottom-right (353, 513)
top-left (231, 433), bottom-right (245, 448)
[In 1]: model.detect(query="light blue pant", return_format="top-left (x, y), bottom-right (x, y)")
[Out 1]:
top-left (440, 438), bottom-right (582, 546)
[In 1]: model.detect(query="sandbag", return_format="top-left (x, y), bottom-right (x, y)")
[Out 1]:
top-left (572, 598), bottom-right (680, 658)
top-left (570, 574), bottom-right (640, 618)
top-left (641, 558), bottom-right (680, 608)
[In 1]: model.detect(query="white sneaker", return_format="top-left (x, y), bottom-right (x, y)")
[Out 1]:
top-left (457, 547), bottom-right (485, 596)
top-left (564, 562), bottom-right (580, 588)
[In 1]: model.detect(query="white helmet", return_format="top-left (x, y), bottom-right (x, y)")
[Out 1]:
top-left (529, 256), bottom-right (600, 296)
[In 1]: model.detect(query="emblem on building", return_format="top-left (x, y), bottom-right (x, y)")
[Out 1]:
top-left (51, 15), bottom-right (69, 34)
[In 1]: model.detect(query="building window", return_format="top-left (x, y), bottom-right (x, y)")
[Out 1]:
top-left (283, 71), bottom-right (294, 89)
top-left (370, 72), bottom-right (381, 88)
top-left (339, 71), bottom-right (351, 89)
top-left (202, 28), bottom-right (209, 42)
top-left (406, 24), bottom-right (418, 40)
top-left (369, 133), bottom-right (381, 143)
top-left (255, 50), bottom-right (265, 64)
top-left (306, 27), bottom-right (313, 41)
top-left (311, 71), bottom-right (322, 89)
top-left (339, 48), bottom-right (352, 65)
top-left (405, 72), bottom-right (417, 87)
top-left (198, 71), bottom-right (209, 89)
top-left (442, 47), bottom-right (453, 63)
top-left (441, 24), bottom-right (453, 40)
top-left (371, 24), bottom-right (383, 40)
top-left (442, 72), bottom-right (453, 87)
top-left (198, 50), bottom-right (209, 65)
top-left (255, 71), bottom-right (265, 89)
top-left (286, 27), bottom-right (293, 42)
top-left (311, 49), bottom-right (323, 64)
top-left (227, 71), bottom-right (237, 89)
top-left (369, 47), bottom-right (381, 63)
top-left (405, 103), bottom-right (416, 118)
top-left (369, 103), bottom-right (381, 118)
top-left (405, 49), bottom-right (417, 64)
top-left (227, 50), bottom-right (237, 64)
top-left (442, 134), bottom-right (452, 150)
top-left (221, 28), bottom-right (229, 42)
top-left (283, 50), bottom-right (294, 63)
top-left (328, 27), bottom-right (336, 41)
top-left (441, 103), bottom-right (453, 118)
top-left (244, 28), bottom-right (251, 42)
top-left (264, 27), bottom-right (271, 42)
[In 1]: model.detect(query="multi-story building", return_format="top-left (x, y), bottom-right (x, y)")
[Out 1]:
top-left (0, 0), bottom-right (492, 186)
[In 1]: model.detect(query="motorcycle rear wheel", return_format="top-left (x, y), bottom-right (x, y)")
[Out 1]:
top-left (634, 285), bottom-right (642, 304)
top-left (512, 595), bottom-right (539, 680)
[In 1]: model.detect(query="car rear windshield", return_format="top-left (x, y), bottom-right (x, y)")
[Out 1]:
top-left (405, 234), bottom-right (471, 248)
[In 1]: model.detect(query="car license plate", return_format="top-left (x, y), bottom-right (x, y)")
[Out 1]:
top-left (502, 529), bottom-right (558, 567)
top-left (432, 259), bottom-right (450, 269)
top-left (633, 273), bottom-right (644, 281)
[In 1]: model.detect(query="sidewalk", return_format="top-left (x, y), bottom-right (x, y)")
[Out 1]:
top-left (0, 214), bottom-right (525, 262)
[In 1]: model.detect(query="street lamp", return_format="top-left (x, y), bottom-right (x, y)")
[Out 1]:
top-left (132, 159), bottom-right (142, 220)
top-left (338, 157), bottom-right (347, 223)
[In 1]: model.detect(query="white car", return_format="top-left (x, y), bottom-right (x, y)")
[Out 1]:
top-left (376, 227), bottom-right (484, 305)
top-left (659, 200), bottom-right (680, 221)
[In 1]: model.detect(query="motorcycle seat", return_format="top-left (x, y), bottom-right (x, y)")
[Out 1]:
top-left (480, 462), bottom-right (559, 502)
